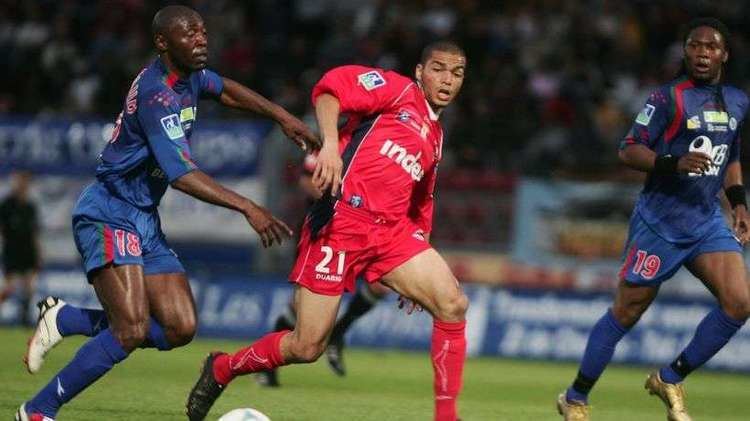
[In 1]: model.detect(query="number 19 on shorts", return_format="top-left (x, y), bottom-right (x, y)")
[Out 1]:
top-left (632, 250), bottom-right (661, 279)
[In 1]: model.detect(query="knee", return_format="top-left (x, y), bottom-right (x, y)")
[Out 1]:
top-left (166, 315), bottom-right (197, 348)
top-left (435, 291), bottom-right (469, 322)
top-left (721, 297), bottom-right (750, 322)
top-left (112, 319), bottom-right (149, 351)
top-left (288, 337), bottom-right (326, 363)
top-left (611, 301), bottom-right (646, 328)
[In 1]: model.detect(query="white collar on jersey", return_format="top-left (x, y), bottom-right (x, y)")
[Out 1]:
top-left (424, 98), bottom-right (440, 121)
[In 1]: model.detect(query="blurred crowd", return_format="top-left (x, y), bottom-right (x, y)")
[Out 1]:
top-left (3, 0), bottom-right (750, 174)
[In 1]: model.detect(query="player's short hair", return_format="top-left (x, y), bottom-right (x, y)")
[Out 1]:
top-left (420, 41), bottom-right (466, 65)
top-left (682, 17), bottom-right (730, 51)
top-left (152, 5), bottom-right (201, 37)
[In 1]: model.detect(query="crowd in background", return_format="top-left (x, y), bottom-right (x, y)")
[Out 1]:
top-left (3, 0), bottom-right (750, 176)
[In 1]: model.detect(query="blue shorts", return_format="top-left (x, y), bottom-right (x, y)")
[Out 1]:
top-left (72, 183), bottom-right (184, 278)
top-left (619, 211), bottom-right (742, 285)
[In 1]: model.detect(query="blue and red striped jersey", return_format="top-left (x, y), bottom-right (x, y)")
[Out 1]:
top-left (622, 76), bottom-right (749, 243)
top-left (95, 57), bottom-right (224, 209)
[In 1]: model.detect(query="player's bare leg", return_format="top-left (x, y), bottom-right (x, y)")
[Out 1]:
top-left (646, 251), bottom-right (750, 421)
top-left (559, 280), bottom-right (658, 420)
top-left (144, 272), bottom-right (198, 348)
top-left (380, 248), bottom-right (468, 421)
top-left (326, 281), bottom-right (388, 376)
top-left (186, 287), bottom-right (341, 421)
top-left (19, 265), bottom-right (149, 419)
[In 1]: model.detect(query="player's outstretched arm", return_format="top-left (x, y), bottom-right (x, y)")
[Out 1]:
top-left (172, 170), bottom-right (292, 247)
top-left (619, 144), bottom-right (711, 175)
top-left (219, 77), bottom-right (320, 151)
top-left (312, 93), bottom-right (343, 196)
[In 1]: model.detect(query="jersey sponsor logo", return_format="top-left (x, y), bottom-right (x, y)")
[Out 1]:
top-left (707, 123), bottom-right (728, 132)
top-left (180, 106), bottom-right (196, 122)
top-left (358, 70), bottom-right (386, 91)
top-left (379, 139), bottom-right (425, 181)
top-left (150, 168), bottom-right (166, 179)
top-left (160, 114), bottom-right (184, 140)
top-left (730, 117), bottom-right (738, 131)
top-left (688, 135), bottom-right (727, 177)
top-left (349, 195), bottom-right (363, 208)
top-left (635, 104), bottom-right (656, 126)
top-left (395, 107), bottom-right (427, 137)
top-left (703, 111), bottom-right (728, 123)
top-left (687, 115), bottom-right (701, 130)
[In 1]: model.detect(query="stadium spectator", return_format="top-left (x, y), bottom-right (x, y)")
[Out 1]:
top-left (0, 171), bottom-right (41, 326)
top-left (4, 1), bottom-right (750, 175)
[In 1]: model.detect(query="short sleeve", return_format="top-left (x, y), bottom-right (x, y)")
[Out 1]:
top-left (311, 65), bottom-right (413, 115)
top-left (199, 69), bottom-right (224, 98)
top-left (137, 88), bottom-right (198, 182)
top-left (621, 87), bottom-right (671, 150)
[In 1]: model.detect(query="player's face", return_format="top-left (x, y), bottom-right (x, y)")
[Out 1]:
top-left (416, 51), bottom-right (466, 110)
top-left (166, 15), bottom-right (209, 72)
top-left (684, 26), bottom-right (727, 83)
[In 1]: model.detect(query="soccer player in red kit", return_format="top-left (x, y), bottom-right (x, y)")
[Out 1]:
top-left (187, 41), bottom-right (468, 421)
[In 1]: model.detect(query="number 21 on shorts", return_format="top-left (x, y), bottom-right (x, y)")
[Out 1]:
top-left (632, 249), bottom-right (660, 279)
top-left (315, 246), bottom-right (346, 274)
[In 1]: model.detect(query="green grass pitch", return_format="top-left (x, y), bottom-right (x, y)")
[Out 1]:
top-left (2, 327), bottom-right (750, 420)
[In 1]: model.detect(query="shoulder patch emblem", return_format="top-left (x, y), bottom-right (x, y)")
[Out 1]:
top-left (635, 104), bottom-right (656, 126)
top-left (358, 71), bottom-right (386, 91)
top-left (160, 114), bottom-right (184, 140)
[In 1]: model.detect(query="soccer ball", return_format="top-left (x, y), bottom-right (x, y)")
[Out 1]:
top-left (218, 408), bottom-right (271, 421)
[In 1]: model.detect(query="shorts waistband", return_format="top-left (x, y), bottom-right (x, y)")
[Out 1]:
top-left (335, 201), bottom-right (399, 226)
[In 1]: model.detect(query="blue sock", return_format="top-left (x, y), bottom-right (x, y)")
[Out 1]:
top-left (26, 329), bottom-right (128, 417)
top-left (57, 305), bottom-right (108, 337)
top-left (141, 318), bottom-right (172, 351)
top-left (660, 307), bottom-right (745, 384)
top-left (566, 309), bottom-right (628, 404)
top-left (57, 305), bottom-right (171, 350)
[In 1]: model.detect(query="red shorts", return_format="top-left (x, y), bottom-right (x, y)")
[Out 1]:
top-left (289, 203), bottom-right (431, 295)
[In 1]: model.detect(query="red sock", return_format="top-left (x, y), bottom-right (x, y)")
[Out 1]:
top-left (432, 320), bottom-right (466, 421)
top-left (213, 330), bottom-right (289, 385)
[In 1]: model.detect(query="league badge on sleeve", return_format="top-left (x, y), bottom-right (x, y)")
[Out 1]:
top-left (358, 71), bottom-right (386, 91)
top-left (635, 104), bottom-right (656, 126)
top-left (160, 114), bottom-right (184, 140)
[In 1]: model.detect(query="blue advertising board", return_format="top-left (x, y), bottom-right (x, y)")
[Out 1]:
top-left (4, 271), bottom-right (750, 372)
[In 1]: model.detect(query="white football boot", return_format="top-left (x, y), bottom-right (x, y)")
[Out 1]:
top-left (25, 296), bottom-right (66, 374)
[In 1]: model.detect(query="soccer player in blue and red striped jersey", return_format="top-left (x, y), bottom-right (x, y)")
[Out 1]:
top-left (558, 18), bottom-right (750, 421)
top-left (16, 5), bottom-right (317, 421)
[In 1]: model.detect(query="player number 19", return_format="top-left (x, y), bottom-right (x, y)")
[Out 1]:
top-left (315, 246), bottom-right (346, 275)
top-left (633, 250), bottom-right (661, 279)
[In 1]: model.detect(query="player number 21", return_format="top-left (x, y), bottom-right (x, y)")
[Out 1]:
top-left (315, 246), bottom-right (346, 275)
top-left (632, 250), bottom-right (661, 279)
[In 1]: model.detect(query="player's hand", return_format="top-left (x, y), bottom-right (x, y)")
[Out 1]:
top-left (733, 205), bottom-right (750, 245)
top-left (677, 152), bottom-right (712, 175)
top-left (279, 115), bottom-right (321, 151)
top-left (313, 143), bottom-right (343, 197)
top-left (243, 203), bottom-right (293, 248)
top-left (397, 295), bottom-right (423, 315)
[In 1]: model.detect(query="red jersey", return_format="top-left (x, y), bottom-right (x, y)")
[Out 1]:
top-left (311, 65), bottom-right (442, 235)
